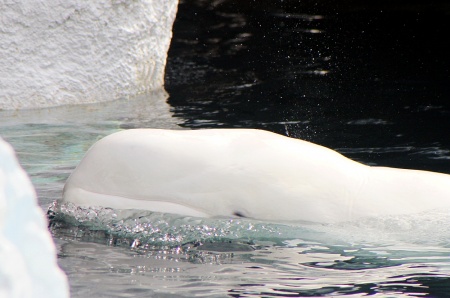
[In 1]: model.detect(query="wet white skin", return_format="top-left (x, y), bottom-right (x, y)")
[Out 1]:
top-left (63, 129), bottom-right (450, 224)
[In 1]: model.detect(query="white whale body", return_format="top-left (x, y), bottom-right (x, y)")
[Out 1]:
top-left (62, 129), bottom-right (450, 223)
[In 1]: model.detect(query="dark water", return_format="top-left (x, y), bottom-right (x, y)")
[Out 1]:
top-left (166, 0), bottom-right (450, 172)
top-left (164, 1), bottom-right (450, 296)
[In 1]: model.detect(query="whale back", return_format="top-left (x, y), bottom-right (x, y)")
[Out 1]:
top-left (63, 129), bottom-right (369, 222)
top-left (63, 128), bottom-right (450, 223)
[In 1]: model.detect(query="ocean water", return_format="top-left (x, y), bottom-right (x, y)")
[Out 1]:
top-left (2, 0), bottom-right (450, 297)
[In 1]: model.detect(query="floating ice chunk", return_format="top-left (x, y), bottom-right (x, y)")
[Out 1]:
top-left (0, 137), bottom-right (69, 298)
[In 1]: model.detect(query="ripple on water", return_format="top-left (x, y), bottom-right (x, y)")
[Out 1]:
top-left (51, 203), bottom-right (450, 298)
top-left (49, 199), bottom-right (450, 249)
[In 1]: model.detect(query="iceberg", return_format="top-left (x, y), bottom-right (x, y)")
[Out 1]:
top-left (0, 137), bottom-right (69, 298)
top-left (0, 0), bottom-right (178, 110)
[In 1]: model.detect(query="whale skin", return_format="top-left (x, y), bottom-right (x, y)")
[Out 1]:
top-left (62, 129), bottom-right (450, 223)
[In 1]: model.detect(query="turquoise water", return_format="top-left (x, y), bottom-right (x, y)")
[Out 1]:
top-left (0, 91), bottom-right (177, 208)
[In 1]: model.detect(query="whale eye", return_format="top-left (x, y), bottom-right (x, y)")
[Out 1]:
top-left (233, 211), bottom-right (247, 218)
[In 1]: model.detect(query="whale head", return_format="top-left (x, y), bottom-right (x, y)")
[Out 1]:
top-left (63, 129), bottom-right (450, 224)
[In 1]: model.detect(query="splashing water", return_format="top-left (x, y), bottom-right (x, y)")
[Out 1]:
top-left (48, 200), bottom-right (450, 297)
top-left (49, 199), bottom-right (450, 249)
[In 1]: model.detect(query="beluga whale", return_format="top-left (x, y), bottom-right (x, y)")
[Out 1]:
top-left (62, 129), bottom-right (450, 224)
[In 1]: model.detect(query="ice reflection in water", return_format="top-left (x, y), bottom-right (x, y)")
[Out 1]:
top-left (0, 91), bottom-right (179, 209)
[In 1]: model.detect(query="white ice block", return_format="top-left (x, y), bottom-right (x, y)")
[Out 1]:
top-left (0, 137), bottom-right (69, 298)
top-left (0, 0), bottom-right (178, 109)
